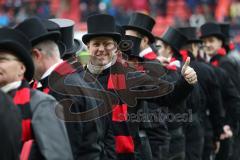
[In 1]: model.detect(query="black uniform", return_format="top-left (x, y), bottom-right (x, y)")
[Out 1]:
top-left (139, 59), bottom-right (193, 160)
top-left (184, 52), bottom-right (225, 160)
top-left (37, 59), bottom-right (116, 160)
top-left (0, 90), bottom-right (22, 160)
top-left (209, 54), bottom-right (240, 160)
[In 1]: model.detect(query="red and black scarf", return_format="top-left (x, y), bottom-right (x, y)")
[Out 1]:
top-left (106, 60), bottom-right (173, 160)
top-left (210, 48), bottom-right (227, 67)
top-left (8, 80), bottom-right (33, 144)
top-left (105, 62), bottom-right (135, 160)
top-left (32, 60), bottom-right (77, 95)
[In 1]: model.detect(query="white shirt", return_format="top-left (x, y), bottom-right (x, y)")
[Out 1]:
top-left (139, 47), bottom-right (153, 58)
top-left (1, 81), bottom-right (22, 93)
top-left (41, 60), bottom-right (63, 80)
top-left (87, 55), bottom-right (117, 74)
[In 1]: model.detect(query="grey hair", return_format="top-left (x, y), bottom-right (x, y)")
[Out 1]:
top-left (33, 40), bottom-right (60, 58)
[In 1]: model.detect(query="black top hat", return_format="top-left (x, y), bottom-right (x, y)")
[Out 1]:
top-left (41, 19), bottom-right (66, 58)
top-left (116, 25), bottom-right (125, 37)
top-left (49, 18), bottom-right (83, 59)
top-left (178, 27), bottom-right (202, 44)
top-left (82, 14), bottom-right (121, 44)
top-left (0, 28), bottom-right (34, 81)
top-left (122, 12), bottom-right (156, 44)
top-left (219, 22), bottom-right (230, 44)
top-left (157, 27), bottom-right (188, 54)
top-left (15, 17), bottom-right (60, 46)
top-left (200, 22), bottom-right (225, 42)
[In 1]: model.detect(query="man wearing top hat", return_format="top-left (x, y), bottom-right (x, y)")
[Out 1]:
top-left (200, 22), bottom-right (240, 160)
top-left (82, 13), bottom-right (200, 160)
top-left (0, 27), bottom-right (72, 159)
top-left (218, 22), bottom-right (240, 94)
top-left (154, 26), bottom-right (203, 160)
top-left (0, 90), bottom-right (21, 160)
top-left (15, 17), bottom-right (111, 160)
top-left (117, 25), bottom-right (170, 160)
top-left (122, 12), bottom-right (158, 61)
top-left (178, 26), bottom-right (226, 160)
top-left (82, 14), bottom-right (170, 159)
top-left (118, 25), bottom-right (199, 160)
top-left (219, 22), bottom-right (240, 160)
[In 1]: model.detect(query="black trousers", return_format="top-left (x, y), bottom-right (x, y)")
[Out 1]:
top-left (202, 118), bottom-right (214, 160)
top-left (168, 127), bottom-right (185, 160)
top-left (147, 126), bottom-right (170, 160)
top-left (229, 124), bottom-right (240, 160)
top-left (185, 115), bottom-right (204, 160)
top-left (215, 138), bottom-right (233, 160)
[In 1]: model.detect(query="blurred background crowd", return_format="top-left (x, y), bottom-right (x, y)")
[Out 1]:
top-left (1, 0), bottom-right (240, 48)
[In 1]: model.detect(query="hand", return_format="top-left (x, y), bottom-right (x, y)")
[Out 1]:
top-left (181, 57), bottom-right (197, 84)
top-left (220, 125), bottom-right (233, 140)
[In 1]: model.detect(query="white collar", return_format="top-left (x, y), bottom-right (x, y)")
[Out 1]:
top-left (1, 81), bottom-right (22, 93)
top-left (41, 60), bottom-right (63, 80)
top-left (87, 55), bottom-right (117, 74)
top-left (139, 47), bottom-right (153, 57)
top-left (169, 60), bottom-right (181, 68)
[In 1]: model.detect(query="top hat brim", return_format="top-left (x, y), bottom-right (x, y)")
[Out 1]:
top-left (0, 41), bottom-right (34, 81)
top-left (31, 31), bottom-right (60, 46)
top-left (122, 25), bottom-right (155, 44)
top-left (157, 37), bottom-right (180, 55)
top-left (186, 39), bottom-right (202, 44)
top-left (66, 39), bottom-right (83, 54)
top-left (57, 41), bottom-right (66, 56)
top-left (200, 33), bottom-right (225, 42)
top-left (82, 32), bottom-right (121, 45)
top-left (61, 39), bottom-right (83, 59)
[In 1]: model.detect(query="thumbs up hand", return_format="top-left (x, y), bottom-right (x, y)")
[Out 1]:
top-left (181, 57), bottom-right (198, 84)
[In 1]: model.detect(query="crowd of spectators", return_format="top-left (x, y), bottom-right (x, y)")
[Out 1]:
top-left (1, 0), bottom-right (240, 45)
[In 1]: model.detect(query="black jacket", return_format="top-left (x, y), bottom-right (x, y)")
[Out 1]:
top-left (189, 53), bottom-right (225, 139)
top-left (0, 90), bottom-right (21, 160)
top-left (220, 49), bottom-right (240, 94)
top-left (38, 60), bottom-right (114, 160)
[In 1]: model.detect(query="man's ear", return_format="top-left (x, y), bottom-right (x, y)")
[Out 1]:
top-left (143, 36), bottom-right (149, 44)
top-left (32, 48), bottom-right (42, 60)
top-left (19, 63), bottom-right (26, 75)
top-left (17, 62), bottom-right (26, 79)
top-left (86, 42), bottom-right (90, 50)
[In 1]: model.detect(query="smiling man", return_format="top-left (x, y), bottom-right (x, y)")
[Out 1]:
top-left (81, 11), bottom-right (203, 160)
top-left (200, 22), bottom-right (240, 160)
top-left (0, 27), bottom-right (72, 160)
top-left (82, 13), bottom-right (178, 160)
top-left (87, 37), bottom-right (118, 67)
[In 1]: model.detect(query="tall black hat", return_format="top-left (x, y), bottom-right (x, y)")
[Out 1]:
top-left (219, 22), bottom-right (230, 44)
top-left (178, 27), bottom-right (202, 44)
top-left (200, 22), bottom-right (225, 42)
top-left (15, 17), bottom-right (60, 46)
top-left (122, 12), bottom-right (155, 44)
top-left (0, 28), bottom-right (34, 81)
top-left (41, 19), bottom-right (66, 57)
top-left (157, 27), bottom-right (188, 54)
top-left (82, 14), bottom-right (121, 44)
top-left (49, 18), bottom-right (82, 58)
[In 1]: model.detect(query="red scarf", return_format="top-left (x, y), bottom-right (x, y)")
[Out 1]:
top-left (210, 48), bottom-right (227, 67)
top-left (106, 62), bottom-right (135, 159)
top-left (9, 80), bottom-right (33, 143)
top-left (166, 57), bottom-right (178, 71)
